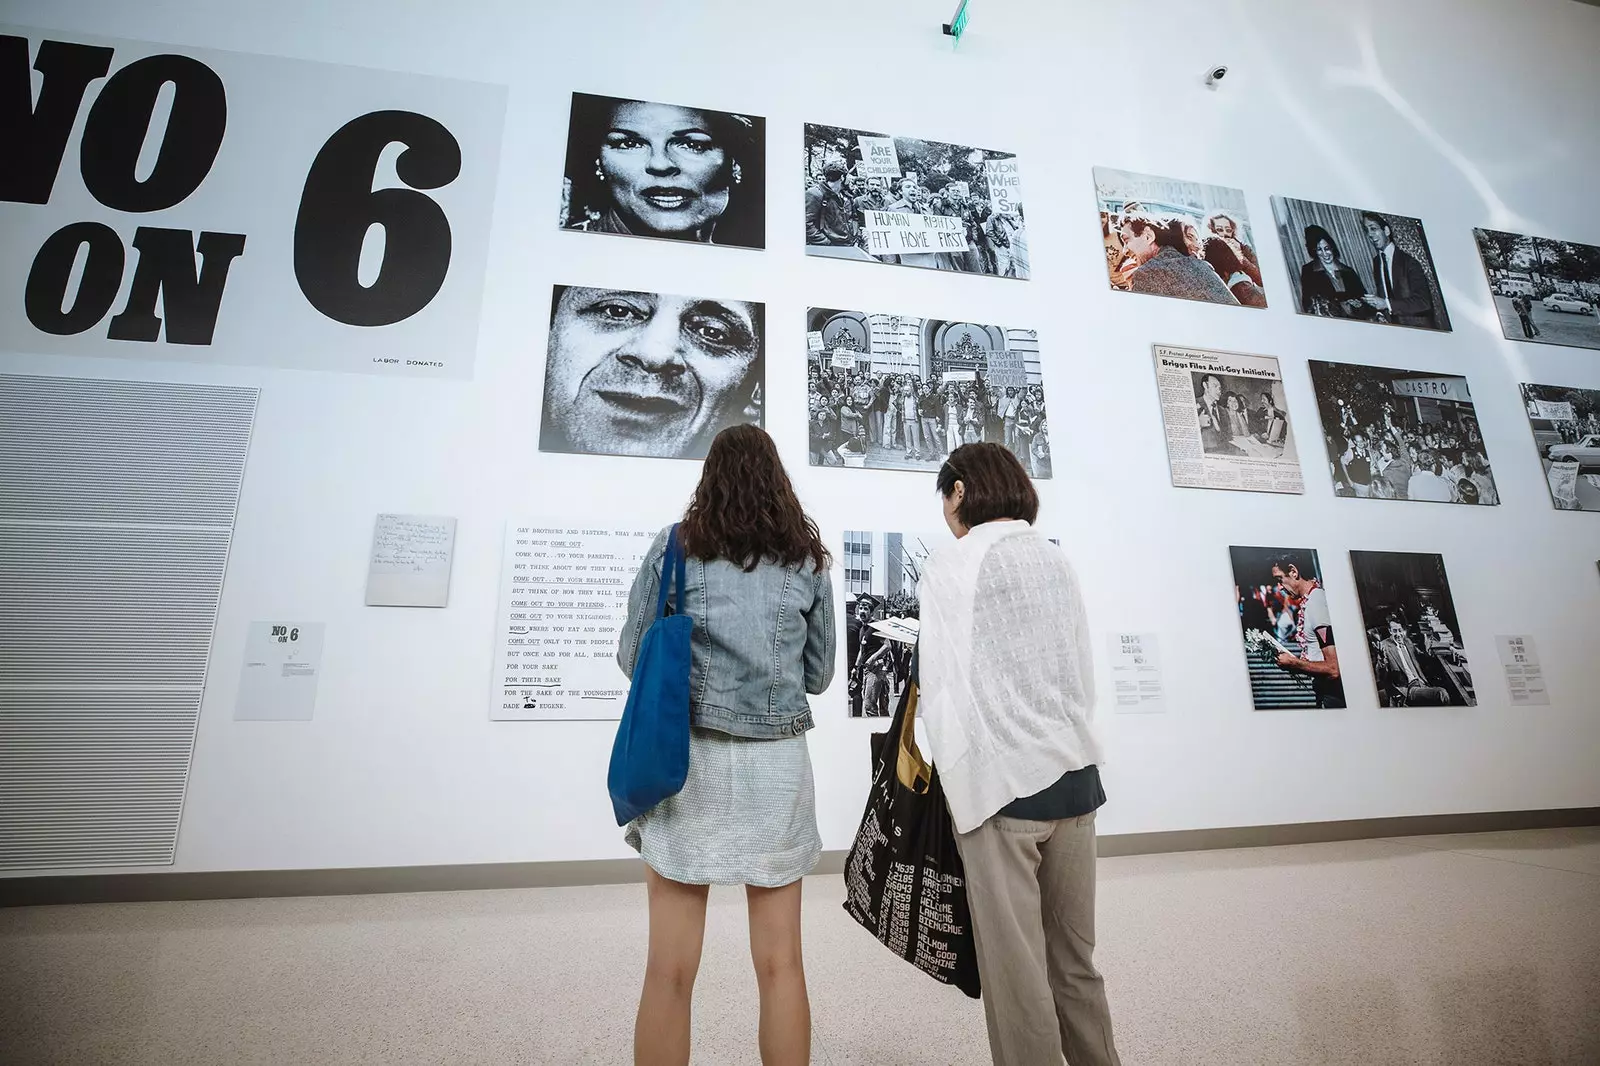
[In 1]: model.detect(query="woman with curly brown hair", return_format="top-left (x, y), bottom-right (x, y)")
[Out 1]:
top-left (616, 424), bottom-right (835, 1066)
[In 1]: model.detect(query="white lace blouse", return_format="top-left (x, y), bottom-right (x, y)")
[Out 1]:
top-left (918, 520), bottom-right (1106, 834)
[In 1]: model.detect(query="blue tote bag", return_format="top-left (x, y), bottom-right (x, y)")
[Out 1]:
top-left (607, 524), bottom-right (693, 826)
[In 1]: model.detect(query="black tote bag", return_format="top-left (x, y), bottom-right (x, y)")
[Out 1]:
top-left (842, 681), bottom-right (981, 999)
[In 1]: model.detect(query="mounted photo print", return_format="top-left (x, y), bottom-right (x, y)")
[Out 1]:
top-left (1474, 229), bottom-right (1600, 350)
top-left (806, 308), bottom-right (1051, 476)
top-left (1094, 168), bottom-right (1267, 308)
top-left (1307, 361), bottom-right (1498, 505)
top-left (1349, 551), bottom-right (1476, 708)
top-left (540, 286), bottom-right (763, 461)
top-left (803, 124), bottom-right (1027, 279)
top-left (1273, 197), bottom-right (1451, 331)
top-left (1228, 547), bottom-right (1346, 710)
top-left (1519, 383), bottom-right (1600, 511)
top-left (559, 92), bottom-right (765, 249)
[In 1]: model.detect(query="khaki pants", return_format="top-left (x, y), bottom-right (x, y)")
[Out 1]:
top-left (954, 811), bottom-right (1121, 1066)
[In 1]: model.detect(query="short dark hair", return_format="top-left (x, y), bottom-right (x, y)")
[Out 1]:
top-left (1361, 211), bottom-right (1391, 235)
top-left (1269, 552), bottom-right (1309, 579)
top-left (936, 442), bottom-right (1039, 527)
top-left (1303, 224), bottom-right (1342, 262)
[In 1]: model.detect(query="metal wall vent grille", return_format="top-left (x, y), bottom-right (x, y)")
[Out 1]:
top-left (0, 375), bottom-right (257, 871)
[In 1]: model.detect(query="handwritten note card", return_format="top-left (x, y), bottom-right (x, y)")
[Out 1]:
top-left (365, 514), bottom-right (457, 608)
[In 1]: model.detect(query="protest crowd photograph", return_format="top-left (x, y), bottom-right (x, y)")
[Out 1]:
top-left (842, 531), bottom-right (934, 718)
top-left (1273, 197), bottom-right (1451, 331)
top-left (806, 308), bottom-right (1052, 476)
top-left (1350, 551), bottom-right (1476, 708)
top-left (1520, 383), bottom-right (1600, 511)
top-left (1094, 167), bottom-right (1268, 308)
top-left (1474, 229), bottom-right (1600, 350)
top-left (803, 124), bottom-right (1027, 279)
top-left (1229, 547), bottom-right (1346, 710)
top-left (1308, 361), bottom-right (1499, 506)
top-left (558, 92), bottom-right (765, 249)
top-left (539, 286), bottom-right (764, 461)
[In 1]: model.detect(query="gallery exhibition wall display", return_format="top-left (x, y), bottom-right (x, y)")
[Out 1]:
top-left (1, 0), bottom-right (1597, 878)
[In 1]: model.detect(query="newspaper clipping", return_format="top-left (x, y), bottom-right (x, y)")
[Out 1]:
top-left (1153, 344), bottom-right (1303, 494)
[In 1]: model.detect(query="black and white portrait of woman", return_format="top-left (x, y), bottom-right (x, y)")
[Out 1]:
top-left (558, 93), bottom-right (765, 249)
top-left (539, 286), bottom-right (765, 461)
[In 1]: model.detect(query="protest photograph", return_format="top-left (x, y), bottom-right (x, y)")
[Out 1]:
top-left (803, 124), bottom-right (1027, 279)
top-left (843, 531), bottom-right (937, 718)
top-left (1229, 547), bottom-right (1346, 710)
top-left (1475, 229), bottom-right (1600, 350)
top-left (558, 92), bottom-right (765, 249)
top-left (1520, 383), bottom-right (1600, 511)
top-left (1349, 550), bottom-right (1476, 708)
top-left (1154, 345), bottom-right (1303, 494)
top-left (1094, 167), bottom-right (1268, 308)
top-left (539, 285), bottom-right (763, 461)
top-left (1272, 197), bottom-right (1451, 331)
top-left (806, 308), bottom-right (1052, 476)
top-left (1307, 361), bottom-right (1499, 506)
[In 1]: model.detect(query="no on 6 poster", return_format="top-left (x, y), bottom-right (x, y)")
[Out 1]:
top-left (0, 27), bottom-right (505, 377)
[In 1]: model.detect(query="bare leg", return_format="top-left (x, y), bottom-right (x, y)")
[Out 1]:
top-left (746, 879), bottom-right (810, 1066)
top-left (635, 866), bottom-right (710, 1066)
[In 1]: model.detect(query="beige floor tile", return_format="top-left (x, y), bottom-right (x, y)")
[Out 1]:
top-left (3, 832), bottom-right (1597, 1065)
top-left (1383, 826), bottom-right (1600, 876)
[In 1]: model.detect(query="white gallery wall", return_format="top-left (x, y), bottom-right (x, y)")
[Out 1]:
top-left (2, 0), bottom-right (1597, 876)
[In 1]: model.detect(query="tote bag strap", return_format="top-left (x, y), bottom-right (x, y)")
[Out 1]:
top-left (895, 683), bottom-right (932, 794)
top-left (655, 523), bottom-right (687, 619)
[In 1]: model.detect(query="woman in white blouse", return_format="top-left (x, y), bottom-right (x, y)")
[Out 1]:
top-left (917, 442), bottom-right (1122, 1066)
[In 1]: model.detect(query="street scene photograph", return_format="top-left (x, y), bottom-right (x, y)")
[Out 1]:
top-left (1474, 229), bottom-right (1600, 350)
top-left (842, 531), bottom-right (936, 718)
top-left (1520, 383), bottom-right (1600, 511)
top-left (806, 307), bottom-right (1051, 476)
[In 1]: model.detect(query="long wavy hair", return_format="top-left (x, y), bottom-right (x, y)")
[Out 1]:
top-left (680, 425), bottom-right (830, 572)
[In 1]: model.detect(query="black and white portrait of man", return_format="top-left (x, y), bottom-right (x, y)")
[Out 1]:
top-left (539, 286), bottom-right (765, 461)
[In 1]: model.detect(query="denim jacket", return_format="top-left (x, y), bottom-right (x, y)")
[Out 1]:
top-left (616, 526), bottom-right (835, 739)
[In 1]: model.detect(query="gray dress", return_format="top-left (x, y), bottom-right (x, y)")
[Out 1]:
top-left (626, 728), bottom-right (821, 888)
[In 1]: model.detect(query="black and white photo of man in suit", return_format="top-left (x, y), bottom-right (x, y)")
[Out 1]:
top-left (1361, 213), bottom-right (1439, 329)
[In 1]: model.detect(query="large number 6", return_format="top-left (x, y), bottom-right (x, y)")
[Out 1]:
top-left (294, 110), bottom-right (461, 326)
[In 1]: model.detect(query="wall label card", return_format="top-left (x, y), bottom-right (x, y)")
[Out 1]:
top-left (1, 27), bottom-right (505, 377)
top-left (489, 522), bottom-right (656, 721)
top-left (235, 622), bottom-right (325, 721)
top-left (365, 514), bottom-right (456, 608)
top-left (1109, 633), bottom-right (1164, 713)
top-left (1495, 636), bottom-right (1550, 707)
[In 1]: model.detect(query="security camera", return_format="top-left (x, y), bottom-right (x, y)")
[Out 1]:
top-left (1206, 65), bottom-right (1229, 87)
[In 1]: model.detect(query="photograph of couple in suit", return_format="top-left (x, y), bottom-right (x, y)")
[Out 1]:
top-left (1272, 197), bottom-right (1451, 332)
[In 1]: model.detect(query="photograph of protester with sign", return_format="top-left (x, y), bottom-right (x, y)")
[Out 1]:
top-left (1153, 345), bottom-right (1303, 494)
top-left (1273, 198), bottom-right (1451, 331)
top-left (1475, 230), bottom-right (1600, 350)
top-left (843, 531), bottom-right (939, 717)
top-left (1307, 362), bottom-right (1498, 506)
top-left (1519, 383), bottom-right (1600, 511)
top-left (1094, 168), bottom-right (1267, 308)
top-left (806, 308), bottom-right (1051, 475)
top-left (1350, 550), bottom-right (1476, 708)
top-left (1229, 546), bottom-right (1346, 710)
top-left (559, 93), bottom-right (764, 249)
top-left (802, 124), bottom-right (1027, 279)
top-left (539, 286), bottom-right (764, 461)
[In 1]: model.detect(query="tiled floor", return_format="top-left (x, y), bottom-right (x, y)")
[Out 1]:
top-left (3, 828), bottom-right (1597, 1064)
